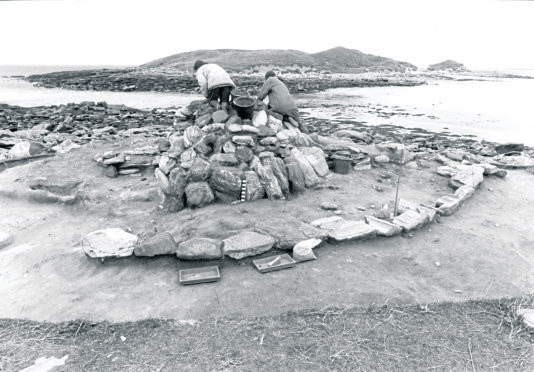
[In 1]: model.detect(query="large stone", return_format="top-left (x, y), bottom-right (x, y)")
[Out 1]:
top-left (292, 238), bottom-right (322, 262)
top-left (260, 152), bottom-right (289, 195)
top-left (284, 156), bottom-right (306, 193)
top-left (241, 125), bottom-right (260, 134)
top-left (252, 110), bottom-right (268, 127)
top-left (232, 135), bottom-right (255, 146)
top-left (158, 154), bottom-right (176, 174)
top-left (194, 134), bottom-right (218, 156)
top-left (257, 125), bottom-right (276, 137)
top-left (449, 165), bottom-right (484, 189)
top-left (82, 228), bottom-right (138, 259)
top-left (244, 171), bottom-right (265, 201)
top-left (176, 238), bottom-right (223, 260)
top-left (28, 176), bottom-right (82, 196)
top-left (155, 168), bottom-right (172, 195)
top-left (495, 143), bottom-right (524, 154)
top-left (209, 153), bottom-right (238, 167)
top-left (292, 132), bottom-right (315, 147)
top-left (187, 158), bottom-right (211, 182)
top-left (392, 209), bottom-right (429, 231)
top-left (260, 137), bottom-right (278, 146)
top-left (253, 162), bottom-right (284, 200)
top-left (223, 231), bottom-right (276, 259)
top-left (120, 154), bottom-right (153, 169)
top-left (236, 146), bottom-right (254, 163)
top-left (0, 230), bottom-right (14, 249)
top-left (195, 113), bottom-right (212, 127)
top-left (373, 143), bottom-right (414, 164)
top-left (168, 166), bottom-right (188, 197)
top-left (327, 220), bottom-right (376, 242)
top-left (134, 232), bottom-right (176, 257)
top-left (435, 195), bottom-right (462, 216)
top-left (300, 147), bottom-right (329, 177)
top-left (209, 165), bottom-right (243, 199)
top-left (222, 140), bottom-right (236, 153)
top-left (180, 147), bottom-right (197, 169)
top-left (267, 115), bottom-right (283, 132)
top-left (364, 216), bottom-right (402, 237)
top-left (480, 163), bottom-right (507, 178)
top-left (184, 126), bottom-right (203, 147)
top-left (493, 155), bottom-right (534, 169)
top-left (185, 182), bottom-right (215, 208)
top-left (454, 185), bottom-right (475, 202)
top-left (290, 148), bottom-right (321, 188)
top-left (255, 219), bottom-right (327, 250)
top-left (212, 110), bottom-right (229, 123)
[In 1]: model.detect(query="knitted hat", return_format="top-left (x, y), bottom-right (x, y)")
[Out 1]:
top-left (193, 60), bottom-right (206, 72)
top-left (265, 70), bottom-right (276, 80)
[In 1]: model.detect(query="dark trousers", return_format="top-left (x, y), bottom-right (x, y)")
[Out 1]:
top-left (207, 86), bottom-right (232, 103)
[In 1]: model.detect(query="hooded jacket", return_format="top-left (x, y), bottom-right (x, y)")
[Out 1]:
top-left (195, 64), bottom-right (236, 98)
top-left (257, 76), bottom-right (298, 118)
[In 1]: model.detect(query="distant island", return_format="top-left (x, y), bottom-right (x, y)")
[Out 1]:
top-left (427, 60), bottom-right (468, 72)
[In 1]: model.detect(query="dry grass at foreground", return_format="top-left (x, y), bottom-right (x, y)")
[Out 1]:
top-left (2, 297), bottom-right (534, 371)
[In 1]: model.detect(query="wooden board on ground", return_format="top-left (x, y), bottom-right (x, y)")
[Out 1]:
top-left (253, 254), bottom-right (296, 273)
top-left (179, 266), bottom-right (221, 285)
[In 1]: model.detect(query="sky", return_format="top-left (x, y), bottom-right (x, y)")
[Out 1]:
top-left (0, 0), bottom-right (533, 70)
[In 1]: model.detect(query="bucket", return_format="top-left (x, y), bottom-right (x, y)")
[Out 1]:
top-left (233, 96), bottom-right (256, 120)
top-left (230, 89), bottom-right (249, 102)
top-left (333, 158), bottom-right (351, 174)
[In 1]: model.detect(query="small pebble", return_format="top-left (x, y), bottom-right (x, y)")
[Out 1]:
top-left (435, 261), bottom-right (441, 267)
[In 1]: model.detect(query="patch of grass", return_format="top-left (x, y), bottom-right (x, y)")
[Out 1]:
top-left (2, 297), bottom-right (534, 371)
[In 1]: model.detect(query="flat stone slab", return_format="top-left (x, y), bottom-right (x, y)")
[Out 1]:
top-left (392, 210), bottom-right (429, 232)
top-left (435, 195), bottom-right (462, 216)
top-left (364, 216), bottom-right (402, 237)
top-left (328, 220), bottom-right (376, 242)
top-left (449, 165), bottom-right (484, 189)
top-left (82, 228), bottom-right (138, 259)
top-left (254, 219), bottom-right (327, 250)
top-left (176, 238), bottom-right (223, 260)
top-left (134, 232), bottom-right (176, 257)
top-left (223, 231), bottom-right (276, 260)
top-left (310, 216), bottom-right (344, 230)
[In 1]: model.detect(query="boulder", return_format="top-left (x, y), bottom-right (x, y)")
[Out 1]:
top-left (255, 219), bottom-right (327, 250)
top-left (495, 143), bottom-right (524, 154)
top-left (454, 185), bottom-right (475, 202)
top-left (228, 124), bottom-right (243, 133)
top-left (480, 163), bottom-right (507, 178)
top-left (209, 153), bottom-right (238, 167)
top-left (253, 162), bottom-right (284, 200)
top-left (364, 216), bottom-right (402, 237)
top-left (267, 115), bottom-right (283, 132)
top-left (232, 135), bottom-right (255, 146)
top-left (158, 154), bottom-right (176, 174)
top-left (257, 125), bottom-right (276, 137)
top-left (195, 113), bottom-right (212, 127)
top-left (392, 209), bottom-right (429, 231)
top-left (82, 228), bottom-right (138, 259)
top-left (244, 171), bottom-right (265, 201)
top-left (155, 168), bottom-right (172, 195)
top-left (183, 126), bottom-right (203, 147)
top-left (290, 148), bottom-right (321, 188)
top-left (168, 166), bottom-right (188, 197)
top-left (449, 165), bottom-right (484, 189)
top-left (260, 137), bottom-right (278, 146)
top-left (223, 231), bottom-right (276, 259)
top-left (176, 238), bottom-right (223, 260)
top-left (222, 140), bottom-right (236, 153)
top-left (373, 143), bottom-right (414, 164)
top-left (300, 147), bottom-right (329, 177)
top-left (253, 110), bottom-right (268, 127)
top-left (292, 132), bottom-right (315, 147)
top-left (187, 158), bottom-right (211, 182)
top-left (194, 134), bottom-right (218, 156)
top-left (179, 147), bottom-right (197, 169)
top-left (293, 238), bottom-right (321, 262)
top-left (209, 165), bottom-right (243, 199)
top-left (236, 146), bottom-right (254, 163)
top-left (212, 110), bottom-right (229, 123)
top-left (327, 220), bottom-right (376, 242)
top-left (241, 125), bottom-right (260, 134)
top-left (104, 165), bottom-right (118, 178)
top-left (185, 182), bottom-right (215, 208)
top-left (435, 194), bottom-right (462, 216)
top-left (284, 156), bottom-right (306, 193)
top-left (134, 232), bottom-right (176, 257)
top-left (374, 154), bottom-right (390, 163)
top-left (260, 152), bottom-right (289, 195)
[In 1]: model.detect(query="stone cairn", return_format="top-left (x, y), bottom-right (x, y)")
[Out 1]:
top-left (150, 99), bottom-right (330, 211)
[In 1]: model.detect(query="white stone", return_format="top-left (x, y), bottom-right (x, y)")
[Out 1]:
top-left (300, 147), bottom-right (329, 177)
top-left (328, 220), bottom-right (376, 242)
top-left (364, 216), bottom-right (402, 237)
top-left (82, 228), bottom-right (138, 258)
top-left (293, 238), bottom-right (321, 262)
top-left (252, 110), bottom-right (268, 127)
top-left (393, 209), bottom-right (428, 231)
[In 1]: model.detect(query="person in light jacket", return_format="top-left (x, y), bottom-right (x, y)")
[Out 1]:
top-left (257, 70), bottom-right (308, 133)
top-left (193, 60), bottom-right (236, 112)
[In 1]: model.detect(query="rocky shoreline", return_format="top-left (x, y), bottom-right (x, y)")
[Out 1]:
top-left (23, 68), bottom-right (425, 94)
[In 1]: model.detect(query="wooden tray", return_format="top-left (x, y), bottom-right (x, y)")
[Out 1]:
top-left (179, 266), bottom-right (220, 285)
top-left (253, 254), bottom-right (296, 273)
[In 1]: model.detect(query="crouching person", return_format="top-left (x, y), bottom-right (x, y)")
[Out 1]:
top-left (257, 70), bottom-right (309, 133)
top-left (193, 60), bottom-right (236, 112)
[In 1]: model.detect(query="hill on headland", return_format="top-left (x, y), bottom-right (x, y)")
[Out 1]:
top-left (141, 47), bottom-right (416, 73)
top-left (427, 60), bottom-right (468, 72)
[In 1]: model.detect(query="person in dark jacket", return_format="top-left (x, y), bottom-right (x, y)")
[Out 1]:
top-left (257, 70), bottom-right (308, 133)
top-left (193, 60), bottom-right (236, 112)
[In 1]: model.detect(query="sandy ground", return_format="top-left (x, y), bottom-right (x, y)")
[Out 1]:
top-left (1, 141), bottom-right (533, 322)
